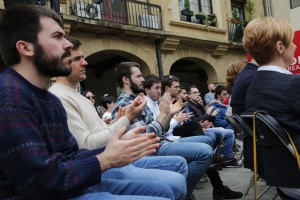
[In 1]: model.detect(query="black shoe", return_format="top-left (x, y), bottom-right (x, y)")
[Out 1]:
top-left (213, 186), bottom-right (243, 200)
top-left (223, 160), bottom-right (243, 168)
top-left (233, 144), bottom-right (239, 152)
top-left (211, 156), bottom-right (236, 167)
top-left (185, 193), bottom-right (196, 200)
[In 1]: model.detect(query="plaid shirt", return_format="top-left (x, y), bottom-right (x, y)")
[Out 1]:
top-left (113, 92), bottom-right (166, 139)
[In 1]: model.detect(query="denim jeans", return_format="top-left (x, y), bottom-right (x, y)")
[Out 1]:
top-left (156, 136), bottom-right (214, 197)
top-left (102, 156), bottom-right (188, 200)
top-left (68, 179), bottom-right (172, 200)
top-left (207, 127), bottom-right (235, 158)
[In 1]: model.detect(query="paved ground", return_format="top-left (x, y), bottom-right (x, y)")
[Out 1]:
top-left (193, 147), bottom-right (280, 200)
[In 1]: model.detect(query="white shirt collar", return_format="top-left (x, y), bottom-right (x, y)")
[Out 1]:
top-left (258, 65), bottom-right (292, 74)
top-left (146, 96), bottom-right (158, 105)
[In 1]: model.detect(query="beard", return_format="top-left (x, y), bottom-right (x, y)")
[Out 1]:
top-left (129, 78), bottom-right (144, 94)
top-left (34, 43), bottom-right (72, 77)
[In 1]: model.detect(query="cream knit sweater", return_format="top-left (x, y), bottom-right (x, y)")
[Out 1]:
top-left (49, 83), bottom-right (129, 150)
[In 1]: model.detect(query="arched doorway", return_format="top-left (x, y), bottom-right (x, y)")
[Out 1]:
top-left (169, 57), bottom-right (217, 97)
top-left (81, 49), bottom-right (151, 100)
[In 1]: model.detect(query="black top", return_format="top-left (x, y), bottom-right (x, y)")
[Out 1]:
top-left (230, 62), bottom-right (259, 115)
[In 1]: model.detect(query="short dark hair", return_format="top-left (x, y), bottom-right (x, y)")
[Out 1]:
top-left (161, 75), bottom-right (179, 93)
top-left (187, 85), bottom-right (198, 94)
top-left (215, 85), bottom-right (227, 99)
top-left (0, 4), bottom-right (63, 66)
top-left (101, 94), bottom-right (115, 109)
top-left (65, 36), bottom-right (82, 49)
top-left (114, 62), bottom-right (140, 88)
top-left (144, 74), bottom-right (161, 90)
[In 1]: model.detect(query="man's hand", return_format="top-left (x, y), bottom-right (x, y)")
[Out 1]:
top-left (110, 106), bottom-right (126, 124)
top-left (169, 98), bottom-right (183, 115)
top-left (211, 108), bottom-right (220, 117)
top-left (173, 110), bottom-right (193, 123)
top-left (200, 120), bottom-right (213, 129)
top-left (121, 126), bottom-right (148, 140)
top-left (124, 95), bottom-right (147, 122)
top-left (97, 126), bottom-right (160, 172)
top-left (159, 92), bottom-right (171, 116)
top-left (103, 117), bottom-right (112, 124)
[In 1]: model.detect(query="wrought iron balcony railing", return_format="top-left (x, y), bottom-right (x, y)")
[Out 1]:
top-left (70, 0), bottom-right (162, 30)
top-left (227, 19), bottom-right (245, 43)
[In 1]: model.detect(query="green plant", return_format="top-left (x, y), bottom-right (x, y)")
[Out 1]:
top-left (244, 0), bottom-right (255, 20)
top-left (195, 13), bottom-right (208, 25)
top-left (232, 8), bottom-right (239, 19)
top-left (184, 0), bottom-right (190, 10)
top-left (208, 13), bottom-right (218, 27)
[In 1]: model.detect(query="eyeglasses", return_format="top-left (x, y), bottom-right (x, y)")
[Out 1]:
top-left (190, 91), bottom-right (200, 95)
top-left (86, 95), bottom-right (95, 100)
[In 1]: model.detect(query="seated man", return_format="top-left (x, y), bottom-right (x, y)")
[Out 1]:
top-left (144, 75), bottom-right (243, 200)
top-left (49, 37), bottom-right (187, 200)
top-left (113, 62), bottom-right (214, 200)
top-left (211, 85), bottom-right (233, 130)
top-left (204, 83), bottom-right (217, 107)
top-left (0, 5), bottom-right (174, 200)
top-left (186, 85), bottom-right (235, 161)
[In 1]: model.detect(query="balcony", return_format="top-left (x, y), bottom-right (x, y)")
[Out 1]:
top-left (69, 0), bottom-right (162, 30)
top-left (227, 19), bottom-right (245, 43)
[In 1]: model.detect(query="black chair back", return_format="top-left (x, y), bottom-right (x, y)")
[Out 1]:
top-left (225, 115), bottom-right (243, 140)
top-left (240, 112), bottom-right (265, 178)
top-left (242, 111), bottom-right (300, 188)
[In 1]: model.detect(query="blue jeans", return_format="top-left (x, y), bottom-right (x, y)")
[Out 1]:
top-left (207, 127), bottom-right (235, 158)
top-left (68, 179), bottom-right (172, 200)
top-left (156, 136), bottom-right (214, 197)
top-left (102, 156), bottom-right (187, 200)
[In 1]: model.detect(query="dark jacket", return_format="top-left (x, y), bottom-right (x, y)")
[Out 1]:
top-left (246, 70), bottom-right (300, 187)
top-left (186, 101), bottom-right (211, 122)
top-left (231, 62), bottom-right (259, 115)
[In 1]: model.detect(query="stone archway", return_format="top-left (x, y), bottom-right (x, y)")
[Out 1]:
top-left (169, 56), bottom-right (217, 97)
top-left (79, 37), bottom-right (157, 75)
top-left (75, 36), bottom-right (157, 98)
top-left (162, 49), bottom-right (218, 83)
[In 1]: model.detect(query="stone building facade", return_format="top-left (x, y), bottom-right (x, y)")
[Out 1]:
top-left (2, 0), bottom-right (293, 98)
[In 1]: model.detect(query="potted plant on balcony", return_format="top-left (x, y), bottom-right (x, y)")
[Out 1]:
top-left (208, 13), bottom-right (218, 27)
top-left (244, 0), bottom-right (255, 21)
top-left (230, 8), bottom-right (240, 24)
top-left (181, 0), bottom-right (193, 22)
top-left (195, 12), bottom-right (207, 25)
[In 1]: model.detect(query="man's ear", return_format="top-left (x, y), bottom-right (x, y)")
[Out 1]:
top-left (122, 76), bottom-right (130, 85)
top-left (144, 88), bottom-right (150, 95)
top-left (16, 40), bottom-right (34, 57)
top-left (165, 86), bottom-right (170, 92)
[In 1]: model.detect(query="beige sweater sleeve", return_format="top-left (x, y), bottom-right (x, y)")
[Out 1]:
top-left (49, 83), bottom-right (130, 150)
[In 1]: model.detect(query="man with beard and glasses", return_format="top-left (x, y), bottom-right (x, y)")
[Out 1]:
top-left (49, 37), bottom-right (188, 200)
top-left (113, 62), bottom-right (214, 200)
top-left (0, 5), bottom-right (174, 200)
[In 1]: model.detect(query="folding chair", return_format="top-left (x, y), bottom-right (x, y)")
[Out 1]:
top-left (236, 113), bottom-right (273, 200)
top-left (225, 115), bottom-right (243, 141)
top-left (242, 111), bottom-right (300, 200)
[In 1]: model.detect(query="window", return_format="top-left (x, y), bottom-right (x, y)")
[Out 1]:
top-left (291, 0), bottom-right (300, 9)
top-left (199, 0), bottom-right (212, 14)
top-left (178, 0), bottom-right (212, 23)
top-left (231, 0), bottom-right (245, 21)
top-left (178, 0), bottom-right (212, 14)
